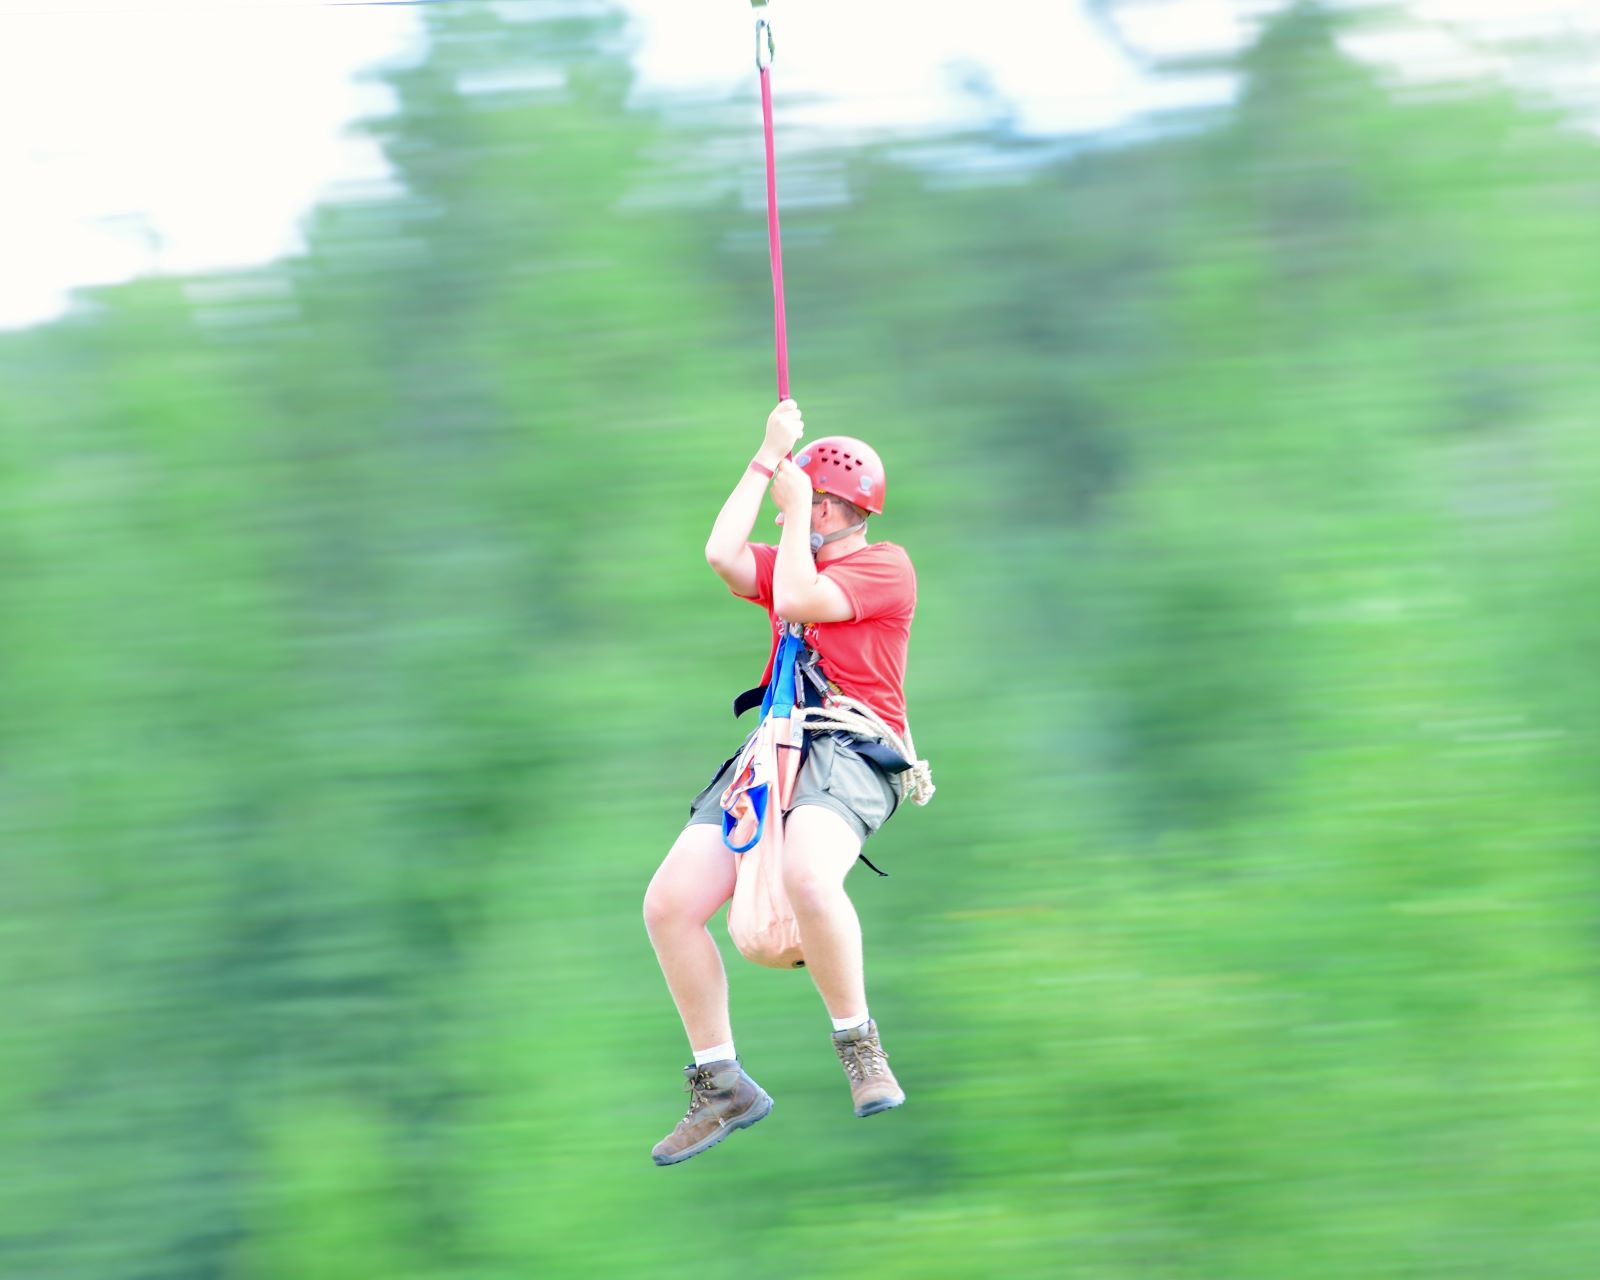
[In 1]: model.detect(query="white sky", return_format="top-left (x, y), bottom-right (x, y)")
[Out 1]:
top-left (0, 0), bottom-right (419, 330)
top-left (622, 0), bottom-right (1247, 136)
top-left (0, 0), bottom-right (1596, 332)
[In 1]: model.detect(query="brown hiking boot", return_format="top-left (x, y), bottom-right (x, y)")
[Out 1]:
top-left (832, 1020), bottom-right (905, 1117)
top-left (650, 1060), bottom-right (773, 1166)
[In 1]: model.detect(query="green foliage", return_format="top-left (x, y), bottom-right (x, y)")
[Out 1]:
top-left (4, 4), bottom-right (1600, 1277)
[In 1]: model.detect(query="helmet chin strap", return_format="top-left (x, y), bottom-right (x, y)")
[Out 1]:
top-left (810, 519), bottom-right (868, 555)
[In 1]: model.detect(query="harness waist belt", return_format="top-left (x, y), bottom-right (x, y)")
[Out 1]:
top-left (733, 686), bottom-right (911, 774)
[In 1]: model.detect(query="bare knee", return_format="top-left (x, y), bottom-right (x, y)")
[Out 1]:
top-left (644, 826), bottom-right (738, 936)
top-left (643, 872), bottom-right (724, 935)
top-left (781, 808), bottom-right (860, 913)
top-left (642, 881), bottom-right (684, 935)
top-left (782, 856), bottom-right (838, 915)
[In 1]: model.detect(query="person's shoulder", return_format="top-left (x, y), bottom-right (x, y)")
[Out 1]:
top-left (852, 543), bottom-right (915, 598)
top-left (863, 541), bottom-right (913, 570)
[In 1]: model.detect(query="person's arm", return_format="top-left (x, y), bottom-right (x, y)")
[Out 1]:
top-left (706, 400), bottom-right (804, 597)
top-left (770, 458), bottom-right (854, 623)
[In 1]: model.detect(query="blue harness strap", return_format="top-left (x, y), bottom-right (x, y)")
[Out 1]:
top-left (760, 628), bottom-right (803, 719)
top-left (721, 629), bottom-right (804, 853)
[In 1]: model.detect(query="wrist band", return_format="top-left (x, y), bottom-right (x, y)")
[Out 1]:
top-left (748, 459), bottom-right (775, 479)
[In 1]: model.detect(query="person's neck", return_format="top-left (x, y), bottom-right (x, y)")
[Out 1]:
top-left (816, 533), bottom-right (868, 565)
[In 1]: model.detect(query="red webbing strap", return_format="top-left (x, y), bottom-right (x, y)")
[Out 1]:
top-left (759, 64), bottom-right (790, 402)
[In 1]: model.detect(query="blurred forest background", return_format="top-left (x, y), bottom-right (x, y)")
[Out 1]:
top-left (4, 1), bottom-right (1600, 1277)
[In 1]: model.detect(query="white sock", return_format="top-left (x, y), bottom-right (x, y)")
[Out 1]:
top-left (831, 1012), bottom-right (870, 1034)
top-left (692, 1040), bottom-right (737, 1066)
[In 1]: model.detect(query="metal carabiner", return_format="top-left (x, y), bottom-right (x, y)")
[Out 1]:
top-left (755, 16), bottom-right (775, 71)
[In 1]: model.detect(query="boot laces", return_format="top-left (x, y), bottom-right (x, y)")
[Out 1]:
top-left (839, 1037), bottom-right (888, 1084)
top-left (680, 1067), bottom-right (717, 1120)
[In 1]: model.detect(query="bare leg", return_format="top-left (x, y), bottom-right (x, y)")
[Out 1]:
top-left (781, 805), bottom-right (869, 1022)
top-left (643, 824), bottom-right (739, 1053)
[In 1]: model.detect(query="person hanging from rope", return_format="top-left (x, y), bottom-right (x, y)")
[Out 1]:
top-left (642, 397), bottom-right (928, 1166)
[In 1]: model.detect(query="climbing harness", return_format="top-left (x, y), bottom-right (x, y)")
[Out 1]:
top-left (751, 0), bottom-right (791, 403)
top-left (730, 633), bottom-right (936, 811)
top-left (720, 624), bottom-right (935, 968)
top-left (791, 642), bottom-right (936, 810)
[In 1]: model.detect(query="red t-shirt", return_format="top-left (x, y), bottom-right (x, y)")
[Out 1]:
top-left (734, 541), bottom-right (917, 737)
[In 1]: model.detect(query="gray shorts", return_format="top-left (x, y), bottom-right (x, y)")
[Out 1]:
top-left (685, 731), bottom-right (901, 844)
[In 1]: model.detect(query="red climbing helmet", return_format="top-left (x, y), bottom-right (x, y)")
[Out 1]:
top-left (794, 435), bottom-right (886, 516)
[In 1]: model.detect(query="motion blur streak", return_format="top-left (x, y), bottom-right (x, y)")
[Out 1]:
top-left (3, 4), bottom-right (1599, 1278)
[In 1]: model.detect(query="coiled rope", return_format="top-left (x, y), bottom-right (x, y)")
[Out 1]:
top-left (796, 699), bottom-right (936, 808)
